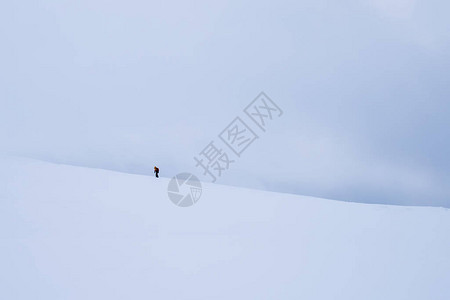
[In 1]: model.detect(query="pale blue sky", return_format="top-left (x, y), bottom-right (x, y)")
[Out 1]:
top-left (1, 0), bottom-right (449, 206)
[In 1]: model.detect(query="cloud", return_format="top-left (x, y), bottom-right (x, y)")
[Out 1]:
top-left (2, 0), bottom-right (450, 207)
top-left (370, 0), bottom-right (416, 19)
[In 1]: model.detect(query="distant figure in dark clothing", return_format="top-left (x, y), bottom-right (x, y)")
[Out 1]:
top-left (154, 166), bottom-right (159, 178)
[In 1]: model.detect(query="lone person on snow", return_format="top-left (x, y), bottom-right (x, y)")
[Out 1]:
top-left (154, 166), bottom-right (159, 178)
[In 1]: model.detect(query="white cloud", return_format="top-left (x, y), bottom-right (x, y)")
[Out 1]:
top-left (370, 0), bottom-right (416, 19)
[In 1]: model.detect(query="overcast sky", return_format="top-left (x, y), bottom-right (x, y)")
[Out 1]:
top-left (1, 0), bottom-right (449, 207)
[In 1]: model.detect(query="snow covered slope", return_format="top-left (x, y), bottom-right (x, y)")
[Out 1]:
top-left (1, 157), bottom-right (449, 299)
